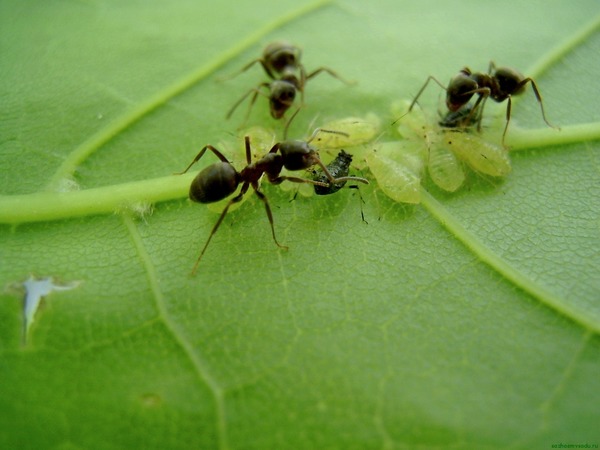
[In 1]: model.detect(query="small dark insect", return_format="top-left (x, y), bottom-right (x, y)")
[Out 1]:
top-left (438, 103), bottom-right (479, 129)
top-left (176, 134), bottom-right (369, 274)
top-left (313, 150), bottom-right (354, 195)
top-left (312, 150), bottom-right (367, 223)
top-left (225, 41), bottom-right (352, 122)
top-left (409, 62), bottom-right (557, 143)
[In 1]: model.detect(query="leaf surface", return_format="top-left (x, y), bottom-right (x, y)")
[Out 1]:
top-left (1, 1), bottom-right (599, 448)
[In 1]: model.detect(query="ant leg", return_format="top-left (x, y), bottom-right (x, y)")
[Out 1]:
top-left (244, 135), bottom-right (252, 164)
top-left (174, 145), bottom-right (230, 175)
top-left (306, 67), bottom-right (355, 85)
top-left (312, 159), bottom-right (369, 185)
top-left (299, 66), bottom-right (307, 106)
top-left (218, 58), bottom-right (258, 81)
top-left (270, 175), bottom-right (329, 188)
top-left (252, 183), bottom-right (288, 251)
top-left (518, 78), bottom-right (558, 130)
top-left (191, 182), bottom-right (250, 275)
top-left (409, 76), bottom-right (448, 112)
top-left (501, 96), bottom-right (513, 145)
top-left (225, 83), bottom-right (269, 120)
top-left (283, 107), bottom-right (303, 140)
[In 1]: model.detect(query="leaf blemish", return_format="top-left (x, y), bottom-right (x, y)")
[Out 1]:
top-left (21, 275), bottom-right (81, 344)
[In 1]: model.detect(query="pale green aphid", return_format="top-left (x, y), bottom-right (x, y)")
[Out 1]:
top-left (442, 131), bottom-right (511, 177)
top-left (427, 138), bottom-right (466, 192)
top-left (365, 141), bottom-right (425, 204)
top-left (393, 99), bottom-right (465, 192)
top-left (311, 113), bottom-right (381, 150)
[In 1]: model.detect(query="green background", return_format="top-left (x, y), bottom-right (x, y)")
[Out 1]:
top-left (1, 0), bottom-right (599, 448)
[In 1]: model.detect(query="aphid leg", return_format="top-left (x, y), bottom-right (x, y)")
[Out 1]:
top-left (191, 182), bottom-right (250, 275)
top-left (252, 183), bottom-right (288, 251)
top-left (306, 128), bottom-right (349, 144)
top-left (348, 185), bottom-right (368, 224)
top-left (408, 75), bottom-right (448, 112)
top-left (174, 145), bottom-right (230, 175)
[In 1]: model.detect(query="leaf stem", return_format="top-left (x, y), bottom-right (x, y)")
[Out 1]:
top-left (0, 174), bottom-right (194, 225)
top-left (419, 188), bottom-right (600, 334)
top-left (44, 0), bottom-right (334, 192)
top-left (507, 122), bottom-right (600, 151)
top-left (525, 13), bottom-right (600, 78)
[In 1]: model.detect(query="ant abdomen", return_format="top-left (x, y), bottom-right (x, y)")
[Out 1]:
top-left (189, 162), bottom-right (239, 203)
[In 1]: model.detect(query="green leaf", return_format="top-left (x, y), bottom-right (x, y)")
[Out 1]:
top-left (1, 1), bottom-right (599, 449)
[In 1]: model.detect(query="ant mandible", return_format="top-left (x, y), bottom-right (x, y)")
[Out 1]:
top-left (225, 41), bottom-right (352, 122)
top-left (408, 62), bottom-right (557, 143)
top-left (176, 131), bottom-right (369, 274)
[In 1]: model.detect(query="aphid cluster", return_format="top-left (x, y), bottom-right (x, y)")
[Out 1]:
top-left (176, 42), bottom-right (557, 272)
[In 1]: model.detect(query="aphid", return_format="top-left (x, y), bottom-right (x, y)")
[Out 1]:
top-left (313, 150), bottom-right (354, 195)
top-left (225, 41), bottom-right (352, 122)
top-left (409, 62), bottom-right (557, 143)
top-left (176, 134), bottom-right (369, 273)
top-left (365, 141), bottom-right (425, 204)
top-left (310, 114), bottom-right (382, 150)
top-left (442, 131), bottom-right (511, 177)
top-left (312, 149), bottom-right (367, 222)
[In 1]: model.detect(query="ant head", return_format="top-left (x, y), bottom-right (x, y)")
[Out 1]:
top-left (264, 41), bottom-right (301, 73)
top-left (278, 140), bottom-right (319, 171)
top-left (446, 70), bottom-right (478, 111)
top-left (269, 81), bottom-right (297, 119)
top-left (189, 162), bottom-right (240, 204)
top-left (493, 66), bottom-right (526, 98)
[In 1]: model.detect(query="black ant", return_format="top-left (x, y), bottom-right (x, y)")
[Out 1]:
top-left (223, 41), bottom-right (302, 81)
top-left (176, 131), bottom-right (369, 274)
top-left (409, 62), bottom-right (557, 143)
top-left (312, 149), bottom-right (367, 223)
top-left (224, 41), bottom-right (352, 122)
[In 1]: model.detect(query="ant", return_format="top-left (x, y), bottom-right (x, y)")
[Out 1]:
top-left (176, 131), bottom-right (369, 274)
top-left (408, 62), bottom-right (557, 143)
top-left (223, 41), bottom-right (302, 81)
top-left (312, 149), bottom-right (367, 223)
top-left (224, 41), bottom-right (352, 122)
